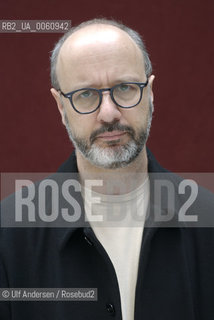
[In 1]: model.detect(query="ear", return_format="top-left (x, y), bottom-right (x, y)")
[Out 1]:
top-left (148, 75), bottom-right (155, 103)
top-left (50, 88), bottom-right (66, 125)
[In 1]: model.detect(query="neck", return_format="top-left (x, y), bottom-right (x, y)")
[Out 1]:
top-left (76, 147), bottom-right (148, 195)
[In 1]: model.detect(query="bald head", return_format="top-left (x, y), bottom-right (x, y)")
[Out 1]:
top-left (50, 18), bottom-right (152, 90)
top-left (56, 24), bottom-right (145, 92)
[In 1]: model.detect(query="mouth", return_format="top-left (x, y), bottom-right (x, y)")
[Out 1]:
top-left (96, 131), bottom-right (127, 141)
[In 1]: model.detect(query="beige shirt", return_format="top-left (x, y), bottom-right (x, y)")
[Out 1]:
top-left (82, 177), bottom-right (150, 320)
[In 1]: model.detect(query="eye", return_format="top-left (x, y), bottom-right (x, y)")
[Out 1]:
top-left (79, 90), bottom-right (93, 98)
top-left (118, 84), bottom-right (131, 92)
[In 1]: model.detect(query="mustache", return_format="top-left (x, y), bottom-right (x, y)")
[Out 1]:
top-left (90, 122), bottom-right (135, 144)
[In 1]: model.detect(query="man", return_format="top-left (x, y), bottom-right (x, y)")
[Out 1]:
top-left (1, 18), bottom-right (214, 320)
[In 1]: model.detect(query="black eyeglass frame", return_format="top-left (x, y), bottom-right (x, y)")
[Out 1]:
top-left (58, 79), bottom-right (149, 115)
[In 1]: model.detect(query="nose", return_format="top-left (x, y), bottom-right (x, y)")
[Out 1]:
top-left (96, 91), bottom-right (122, 123)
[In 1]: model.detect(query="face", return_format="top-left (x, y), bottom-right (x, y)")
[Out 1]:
top-left (51, 25), bottom-right (154, 169)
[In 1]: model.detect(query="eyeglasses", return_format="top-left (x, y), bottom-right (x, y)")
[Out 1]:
top-left (58, 80), bottom-right (148, 114)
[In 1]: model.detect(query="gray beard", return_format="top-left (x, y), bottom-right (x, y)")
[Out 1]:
top-left (64, 99), bottom-right (153, 169)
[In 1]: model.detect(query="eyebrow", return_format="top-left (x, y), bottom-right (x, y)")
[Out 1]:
top-left (114, 76), bottom-right (144, 83)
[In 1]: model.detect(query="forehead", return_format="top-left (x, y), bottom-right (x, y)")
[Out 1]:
top-left (56, 24), bottom-right (145, 89)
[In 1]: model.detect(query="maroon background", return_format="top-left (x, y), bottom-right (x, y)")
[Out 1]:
top-left (0, 0), bottom-right (213, 173)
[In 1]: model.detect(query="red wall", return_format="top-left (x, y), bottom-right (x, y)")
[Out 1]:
top-left (0, 0), bottom-right (213, 173)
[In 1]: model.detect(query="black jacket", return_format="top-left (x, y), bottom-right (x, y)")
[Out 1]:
top-left (0, 150), bottom-right (214, 320)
